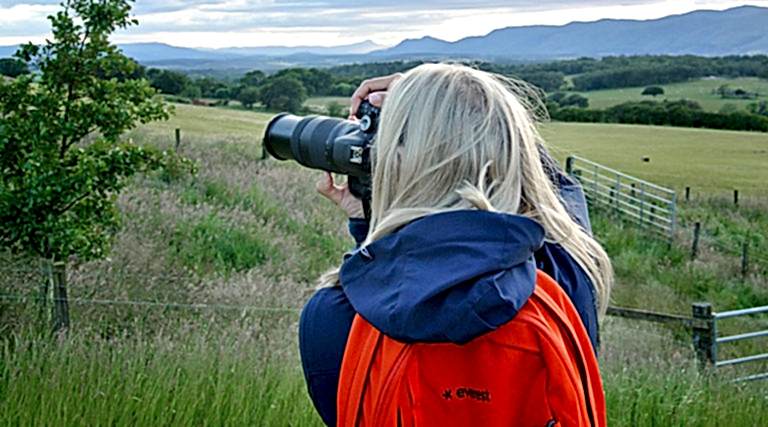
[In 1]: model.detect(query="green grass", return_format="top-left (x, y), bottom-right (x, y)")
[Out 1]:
top-left (3, 103), bottom-right (768, 426)
top-left (575, 77), bottom-right (768, 112)
top-left (169, 213), bottom-right (276, 274)
top-left (145, 103), bottom-right (272, 139)
top-left (542, 121), bottom-right (768, 194)
top-left (0, 328), bottom-right (322, 426)
top-left (2, 320), bottom-right (766, 427)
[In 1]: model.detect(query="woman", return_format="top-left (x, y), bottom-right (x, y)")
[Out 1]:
top-left (300, 64), bottom-right (613, 426)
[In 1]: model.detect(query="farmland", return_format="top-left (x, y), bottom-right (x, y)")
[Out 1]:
top-left (2, 103), bottom-right (767, 425)
top-left (573, 77), bottom-right (768, 112)
top-left (542, 122), bottom-right (768, 194)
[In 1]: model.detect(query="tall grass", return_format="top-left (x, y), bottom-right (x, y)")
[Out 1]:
top-left (2, 318), bottom-right (767, 426)
top-left (0, 327), bottom-right (322, 426)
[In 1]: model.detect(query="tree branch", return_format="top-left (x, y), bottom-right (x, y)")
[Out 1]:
top-left (59, 24), bottom-right (91, 159)
top-left (55, 190), bottom-right (91, 216)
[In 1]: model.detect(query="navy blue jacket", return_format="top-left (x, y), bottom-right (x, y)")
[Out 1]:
top-left (299, 176), bottom-right (597, 427)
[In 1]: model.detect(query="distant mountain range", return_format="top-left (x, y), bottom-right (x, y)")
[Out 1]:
top-left (377, 5), bottom-right (768, 58)
top-left (1, 6), bottom-right (766, 72)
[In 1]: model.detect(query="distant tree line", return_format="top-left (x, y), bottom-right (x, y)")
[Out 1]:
top-left (140, 66), bottom-right (362, 113)
top-left (102, 53), bottom-right (768, 129)
top-left (564, 56), bottom-right (768, 91)
top-left (550, 99), bottom-right (768, 132)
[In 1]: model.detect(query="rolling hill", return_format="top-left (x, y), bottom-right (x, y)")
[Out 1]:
top-left (376, 6), bottom-right (768, 58)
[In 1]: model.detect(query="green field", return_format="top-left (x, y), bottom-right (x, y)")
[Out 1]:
top-left (3, 103), bottom-right (767, 425)
top-left (542, 122), bottom-right (768, 195)
top-left (576, 77), bottom-right (768, 112)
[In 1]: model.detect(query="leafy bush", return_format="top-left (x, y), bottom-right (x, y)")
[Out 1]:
top-left (642, 86), bottom-right (665, 96)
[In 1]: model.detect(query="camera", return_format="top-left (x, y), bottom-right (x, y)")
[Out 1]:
top-left (263, 101), bottom-right (381, 217)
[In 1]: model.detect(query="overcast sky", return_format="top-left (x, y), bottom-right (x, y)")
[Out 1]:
top-left (1, 0), bottom-right (766, 48)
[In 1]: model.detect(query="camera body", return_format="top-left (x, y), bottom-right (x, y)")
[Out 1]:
top-left (263, 101), bottom-right (381, 214)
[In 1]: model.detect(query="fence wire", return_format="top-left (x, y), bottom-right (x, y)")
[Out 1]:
top-left (0, 293), bottom-right (301, 314)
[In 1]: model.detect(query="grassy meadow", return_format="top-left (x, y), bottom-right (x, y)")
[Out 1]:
top-left (2, 103), bottom-right (767, 425)
top-left (574, 77), bottom-right (768, 112)
top-left (542, 121), bottom-right (768, 194)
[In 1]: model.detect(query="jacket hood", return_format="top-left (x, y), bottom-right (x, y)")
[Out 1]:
top-left (339, 210), bottom-right (545, 344)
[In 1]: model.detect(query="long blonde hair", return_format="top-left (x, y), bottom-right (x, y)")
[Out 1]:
top-left (322, 63), bottom-right (613, 313)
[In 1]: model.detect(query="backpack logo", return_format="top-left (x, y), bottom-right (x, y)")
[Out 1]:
top-left (441, 387), bottom-right (491, 403)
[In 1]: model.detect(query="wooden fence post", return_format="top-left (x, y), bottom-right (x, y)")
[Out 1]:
top-left (565, 156), bottom-right (574, 175)
top-left (741, 242), bottom-right (749, 281)
top-left (52, 262), bottom-right (70, 333)
top-left (733, 189), bottom-right (739, 207)
top-left (39, 259), bottom-right (51, 325)
top-left (175, 128), bottom-right (181, 152)
top-left (685, 186), bottom-right (690, 201)
top-left (692, 302), bottom-right (716, 368)
top-left (691, 222), bottom-right (701, 260)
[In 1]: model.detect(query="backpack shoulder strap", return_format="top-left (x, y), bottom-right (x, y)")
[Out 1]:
top-left (337, 314), bottom-right (411, 427)
top-left (532, 270), bottom-right (606, 427)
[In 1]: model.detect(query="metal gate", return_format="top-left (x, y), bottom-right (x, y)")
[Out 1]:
top-left (565, 155), bottom-right (677, 240)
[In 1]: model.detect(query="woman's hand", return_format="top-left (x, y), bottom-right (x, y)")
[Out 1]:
top-left (316, 172), bottom-right (365, 219)
top-left (318, 73), bottom-right (403, 217)
top-left (349, 73), bottom-right (402, 119)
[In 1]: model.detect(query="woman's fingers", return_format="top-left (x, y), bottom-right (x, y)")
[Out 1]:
top-left (349, 73), bottom-right (402, 118)
top-left (367, 92), bottom-right (386, 108)
top-left (316, 172), bottom-right (344, 205)
top-left (316, 172), bottom-right (365, 219)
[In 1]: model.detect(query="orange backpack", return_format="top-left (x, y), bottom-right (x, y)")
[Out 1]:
top-left (336, 270), bottom-right (606, 427)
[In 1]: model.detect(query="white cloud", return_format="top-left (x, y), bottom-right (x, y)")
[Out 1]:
top-left (0, 0), bottom-right (766, 48)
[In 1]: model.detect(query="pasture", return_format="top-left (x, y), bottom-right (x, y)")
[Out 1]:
top-left (574, 77), bottom-right (768, 112)
top-left (542, 122), bottom-right (768, 194)
top-left (2, 103), bottom-right (767, 425)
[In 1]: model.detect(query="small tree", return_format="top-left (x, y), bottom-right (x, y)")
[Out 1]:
top-left (0, 0), bottom-right (182, 332)
top-left (0, 58), bottom-right (29, 78)
top-left (237, 86), bottom-right (260, 109)
top-left (561, 94), bottom-right (589, 108)
top-left (748, 101), bottom-right (768, 116)
top-left (642, 86), bottom-right (664, 97)
top-left (147, 68), bottom-right (189, 95)
top-left (240, 70), bottom-right (265, 87)
top-left (180, 83), bottom-right (202, 100)
top-left (259, 76), bottom-right (307, 113)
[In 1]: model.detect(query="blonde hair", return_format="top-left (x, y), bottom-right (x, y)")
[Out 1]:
top-left (322, 63), bottom-right (613, 314)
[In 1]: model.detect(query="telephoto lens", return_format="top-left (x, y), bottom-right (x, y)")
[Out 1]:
top-left (262, 101), bottom-right (380, 177)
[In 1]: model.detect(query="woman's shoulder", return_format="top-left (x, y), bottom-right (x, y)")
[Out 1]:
top-left (299, 287), bottom-right (357, 426)
top-left (300, 287), bottom-right (356, 357)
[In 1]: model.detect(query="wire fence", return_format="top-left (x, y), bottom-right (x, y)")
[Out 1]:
top-left (0, 294), bottom-right (301, 314)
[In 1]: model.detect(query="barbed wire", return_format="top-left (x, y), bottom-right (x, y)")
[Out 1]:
top-left (0, 294), bottom-right (301, 314)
